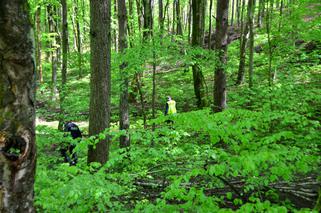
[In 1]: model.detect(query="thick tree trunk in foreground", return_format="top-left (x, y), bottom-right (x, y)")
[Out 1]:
top-left (0, 0), bottom-right (36, 211)
top-left (118, 0), bottom-right (130, 148)
top-left (192, 0), bottom-right (207, 108)
top-left (88, 0), bottom-right (111, 165)
top-left (213, 0), bottom-right (229, 112)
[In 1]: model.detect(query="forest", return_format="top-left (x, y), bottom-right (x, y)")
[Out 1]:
top-left (0, 0), bottom-right (320, 212)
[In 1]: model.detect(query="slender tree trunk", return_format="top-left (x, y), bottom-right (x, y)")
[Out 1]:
top-left (0, 0), bottom-right (36, 211)
top-left (248, 0), bottom-right (255, 88)
top-left (208, 0), bottom-right (213, 49)
top-left (118, 0), bottom-right (130, 148)
top-left (47, 5), bottom-right (58, 101)
top-left (278, 0), bottom-right (284, 31)
top-left (74, 0), bottom-right (83, 78)
top-left (136, 74), bottom-right (147, 128)
top-left (136, 0), bottom-right (143, 32)
top-left (187, 0), bottom-right (192, 43)
top-left (235, 0), bottom-right (248, 85)
top-left (165, 0), bottom-right (170, 32)
top-left (213, 0), bottom-right (229, 112)
top-left (61, 0), bottom-right (68, 86)
top-left (113, 0), bottom-right (118, 52)
top-left (35, 7), bottom-right (43, 83)
top-left (58, 0), bottom-right (69, 130)
top-left (159, 0), bottom-right (164, 35)
top-left (176, 0), bottom-right (183, 35)
top-left (143, 0), bottom-right (153, 39)
top-left (192, 0), bottom-right (207, 108)
top-left (236, 0), bottom-right (240, 27)
top-left (266, 0), bottom-right (274, 85)
top-left (88, 0), bottom-right (111, 165)
top-left (172, 1), bottom-right (176, 33)
top-left (231, 0), bottom-right (235, 26)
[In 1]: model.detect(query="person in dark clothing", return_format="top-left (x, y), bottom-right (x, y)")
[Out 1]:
top-left (61, 122), bottom-right (82, 165)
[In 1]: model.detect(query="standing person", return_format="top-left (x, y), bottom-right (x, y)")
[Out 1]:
top-left (61, 121), bottom-right (82, 165)
top-left (165, 96), bottom-right (177, 125)
top-left (165, 96), bottom-right (177, 115)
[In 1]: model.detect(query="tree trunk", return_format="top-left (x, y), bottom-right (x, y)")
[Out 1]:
top-left (136, 74), bottom-right (147, 128)
top-left (236, 0), bottom-right (240, 27)
top-left (74, 0), bottom-right (83, 78)
top-left (143, 0), bottom-right (153, 39)
top-left (248, 0), bottom-right (255, 88)
top-left (172, 0), bottom-right (176, 34)
top-left (0, 0), bottom-right (36, 211)
top-left (88, 0), bottom-right (111, 165)
top-left (192, 0), bottom-right (207, 108)
top-left (213, 0), bottom-right (229, 112)
top-left (47, 5), bottom-right (58, 101)
top-left (118, 0), bottom-right (130, 148)
top-left (159, 0), bottom-right (164, 35)
top-left (113, 0), bottom-right (118, 52)
top-left (35, 7), bottom-right (43, 83)
top-left (231, 0), bottom-right (235, 26)
top-left (58, 0), bottom-right (69, 130)
top-left (187, 0), bottom-right (192, 43)
top-left (136, 0), bottom-right (144, 32)
top-left (208, 0), bottom-right (213, 49)
top-left (176, 0), bottom-right (183, 35)
top-left (235, 0), bottom-right (248, 85)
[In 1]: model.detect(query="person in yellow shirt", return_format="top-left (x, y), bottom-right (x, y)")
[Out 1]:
top-left (165, 96), bottom-right (177, 125)
top-left (165, 96), bottom-right (177, 115)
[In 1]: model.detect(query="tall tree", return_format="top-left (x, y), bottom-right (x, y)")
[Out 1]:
top-left (47, 5), bottom-right (58, 101)
top-left (208, 0), bottom-right (213, 49)
top-left (213, 0), bottom-right (229, 112)
top-left (0, 0), bottom-right (36, 211)
top-left (192, 0), bottom-right (207, 108)
top-left (248, 0), bottom-right (255, 88)
top-left (159, 0), bottom-right (164, 35)
top-left (235, 0), bottom-right (249, 85)
top-left (35, 6), bottom-right (43, 83)
top-left (175, 0), bottom-right (183, 35)
top-left (88, 0), bottom-right (111, 164)
top-left (58, 0), bottom-right (69, 130)
top-left (142, 0), bottom-right (153, 39)
top-left (118, 0), bottom-right (130, 148)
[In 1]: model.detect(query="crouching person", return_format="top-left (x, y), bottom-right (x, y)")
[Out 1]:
top-left (61, 121), bottom-right (82, 165)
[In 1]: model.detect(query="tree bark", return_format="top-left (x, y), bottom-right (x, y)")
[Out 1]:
top-left (159, 0), bottom-right (164, 35)
top-left (142, 0), bottom-right (153, 39)
top-left (187, 0), bottom-right (192, 43)
top-left (47, 5), bottom-right (58, 101)
top-left (58, 0), bottom-right (69, 130)
top-left (0, 0), bottom-right (36, 211)
top-left (213, 0), bottom-right (229, 112)
top-left (235, 0), bottom-right (248, 86)
top-left (192, 0), bottom-right (207, 108)
top-left (176, 0), bottom-right (183, 35)
top-left (208, 0), bottom-right (213, 49)
top-left (88, 0), bottom-right (111, 165)
top-left (74, 0), bottom-right (83, 78)
top-left (35, 7), bottom-right (43, 83)
top-left (248, 0), bottom-right (255, 88)
top-left (118, 0), bottom-right (130, 148)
